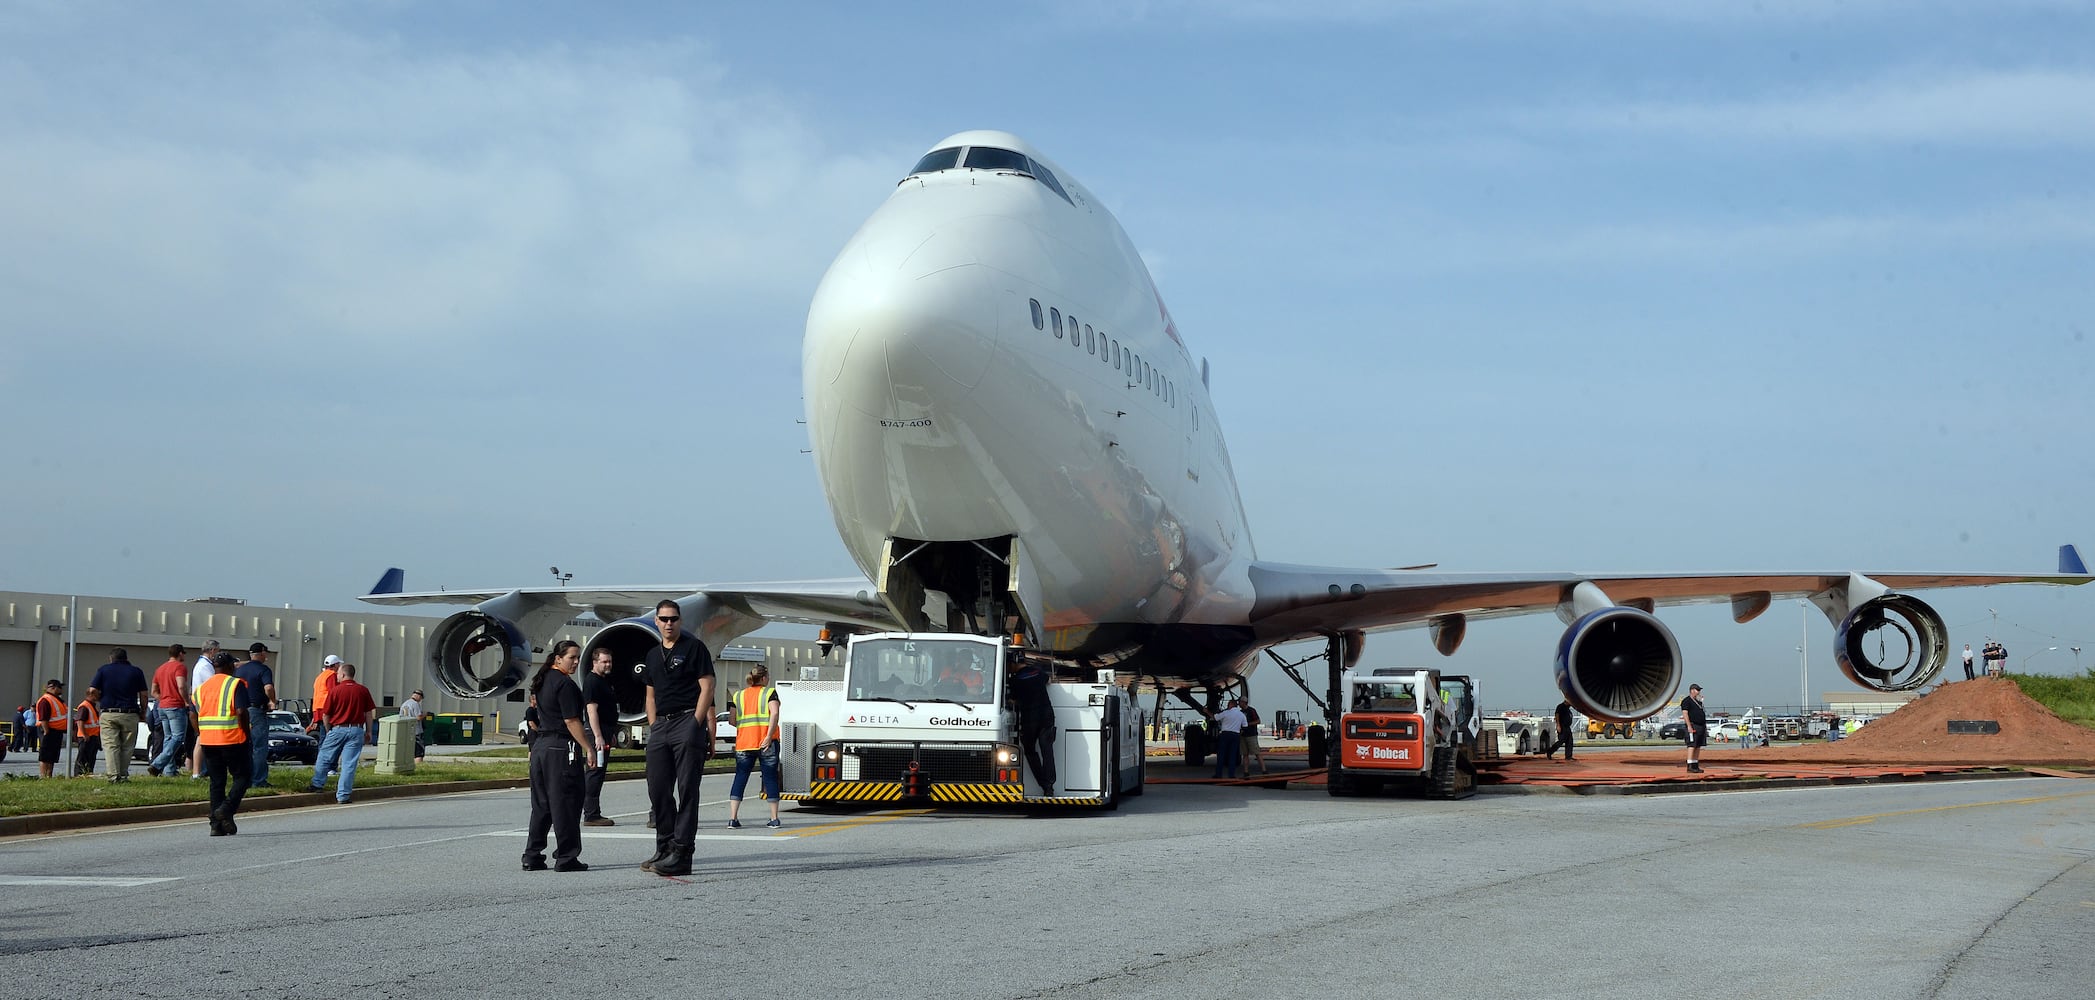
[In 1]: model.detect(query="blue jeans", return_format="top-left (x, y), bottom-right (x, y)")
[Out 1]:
top-left (311, 725), bottom-right (365, 801)
top-left (248, 707), bottom-right (272, 785)
top-left (729, 744), bottom-right (781, 802)
top-left (1211, 728), bottom-right (1241, 778)
top-left (150, 708), bottom-right (189, 774)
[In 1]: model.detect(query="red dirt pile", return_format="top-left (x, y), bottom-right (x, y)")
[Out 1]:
top-left (1613, 677), bottom-right (2095, 768)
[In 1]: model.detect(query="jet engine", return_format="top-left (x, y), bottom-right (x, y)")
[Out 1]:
top-left (1834, 593), bottom-right (1947, 692)
top-left (427, 610), bottom-right (532, 700)
top-left (1554, 607), bottom-right (1684, 723)
top-left (581, 615), bottom-right (674, 723)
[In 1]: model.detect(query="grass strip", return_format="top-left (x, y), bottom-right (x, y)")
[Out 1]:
top-left (0, 749), bottom-right (729, 817)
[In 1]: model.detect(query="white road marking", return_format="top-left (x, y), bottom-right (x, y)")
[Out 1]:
top-left (0, 875), bottom-right (180, 887)
top-left (477, 831), bottom-right (797, 841)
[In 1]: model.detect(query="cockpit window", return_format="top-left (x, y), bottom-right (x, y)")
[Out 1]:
top-left (910, 147), bottom-right (962, 176)
top-left (912, 145), bottom-right (1076, 206)
top-left (963, 146), bottom-right (1031, 173)
top-left (1031, 162), bottom-right (1072, 203)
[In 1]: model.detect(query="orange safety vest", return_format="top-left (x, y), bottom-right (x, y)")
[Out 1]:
top-left (35, 693), bottom-right (66, 732)
top-left (74, 700), bottom-right (100, 740)
top-left (196, 675), bottom-right (248, 746)
top-left (312, 669), bottom-right (337, 718)
top-left (733, 685), bottom-right (777, 752)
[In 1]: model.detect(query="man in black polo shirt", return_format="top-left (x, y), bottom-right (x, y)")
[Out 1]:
top-left (581, 647), bottom-right (620, 827)
top-left (640, 599), bottom-right (714, 876)
top-left (1682, 683), bottom-right (1708, 773)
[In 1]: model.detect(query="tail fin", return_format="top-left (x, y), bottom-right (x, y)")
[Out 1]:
top-left (2062, 545), bottom-right (2088, 575)
top-left (368, 568), bottom-right (406, 596)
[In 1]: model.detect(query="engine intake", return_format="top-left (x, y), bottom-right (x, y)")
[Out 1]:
top-left (1554, 607), bottom-right (1683, 723)
top-left (427, 610), bottom-right (532, 700)
top-left (1835, 593), bottom-right (1947, 692)
top-left (581, 616), bottom-right (671, 724)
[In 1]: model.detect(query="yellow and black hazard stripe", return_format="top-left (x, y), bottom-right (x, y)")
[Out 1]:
top-left (788, 781), bottom-right (905, 802)
top-left (928, 783), bottom-right (1025, 804)
top-left (786, 781), bottom-right (1104, 807)
top-left (1021, 794), bottom-right (1108, 807)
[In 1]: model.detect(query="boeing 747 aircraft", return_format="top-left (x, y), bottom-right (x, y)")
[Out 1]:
top-left (363, 130), bottom-right (2088, 730)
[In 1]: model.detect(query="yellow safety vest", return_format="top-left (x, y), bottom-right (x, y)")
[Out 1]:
top-left (734, 685), bottom-right (777, 752)
top-left (196, 675), bottom-right (247, 746)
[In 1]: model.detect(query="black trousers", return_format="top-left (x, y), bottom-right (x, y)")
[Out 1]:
top-left (1546, 728), bottom-right (1575, 759)
top-left (583, 752), bottom-right (608, 820)
top-left (202, 741), bottom-right (252, 817)
top-left (525, 738), bottom-right (584, 865)
top-left (1019, 712), bottom-right (1057, 791)
top-left (76, 736), bottom-right (99, 775)
top-left (644, 713), bottom-right (706, 852)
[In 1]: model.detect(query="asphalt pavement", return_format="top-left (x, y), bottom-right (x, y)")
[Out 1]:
top-left (1, 770), bottom-right (2091, 999)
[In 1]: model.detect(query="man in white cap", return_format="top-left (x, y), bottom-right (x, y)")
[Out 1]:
top-left (188, 640), bottom-right (222, 780)
top-left (308, 655), bottom-right (343, 737)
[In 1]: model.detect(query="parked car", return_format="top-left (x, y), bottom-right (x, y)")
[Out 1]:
top-left (265, 711), bottom-right (319, 764)
top-left (1659, 721), bottom-right (1689, 741)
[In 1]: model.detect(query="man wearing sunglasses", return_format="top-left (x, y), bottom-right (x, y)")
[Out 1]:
top-left (640, 599), bottom-right (714, 877)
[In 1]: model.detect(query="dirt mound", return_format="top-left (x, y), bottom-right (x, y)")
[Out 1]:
top-left (1610, 677), bottom-right (2095, 768)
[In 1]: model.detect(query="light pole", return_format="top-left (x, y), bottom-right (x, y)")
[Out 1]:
top-left (549, 566), bottom-right (573, 586)
top-left (1798, 601), bottom-right (1810, 713)
top-left (2073, 646), bottom-right (2083, 673)
top-left (2021, 646), bottom-right (2059, 671)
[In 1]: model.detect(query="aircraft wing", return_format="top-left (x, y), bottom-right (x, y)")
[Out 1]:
top-left (1244, 549), bottom-right (2092, 643)
top-left (358, 574), bottom-right (900, 632)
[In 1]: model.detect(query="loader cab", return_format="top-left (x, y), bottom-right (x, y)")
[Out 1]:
top-left (1352, 680), bottom-right (1418, 713)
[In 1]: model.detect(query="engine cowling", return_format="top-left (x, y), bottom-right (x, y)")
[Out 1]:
top-left (580, 616), bottom-right (672, 724)
top-left (1835, 593), bottom-right (1947, 692)
top-left (427, 610), bottom-right (532, 700)
top-left (1554, 606), bottom-right (1684, 723)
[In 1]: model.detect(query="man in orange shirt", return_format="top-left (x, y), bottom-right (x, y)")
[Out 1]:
top-left (307, 655), bottom-right (342, 736)
top-left (149, 644), bottom-right (192, 777)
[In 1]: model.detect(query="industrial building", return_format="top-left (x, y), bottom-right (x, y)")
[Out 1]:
top-left (0, 589), bottom-right (840, 739)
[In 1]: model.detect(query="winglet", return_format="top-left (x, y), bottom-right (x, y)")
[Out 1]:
top-left (2063, 545), bottom-right (2088, 576)
top-left (368, 568), bottom-right (406, 596)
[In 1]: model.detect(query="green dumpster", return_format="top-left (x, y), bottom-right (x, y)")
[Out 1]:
top-left (421, 715), bottom-right (454, 744)
top-left (434, 712), bottom-right (482, 745)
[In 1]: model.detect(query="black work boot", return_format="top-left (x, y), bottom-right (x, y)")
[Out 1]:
top-left (640, 844), bottom-right (671, 872)
top-left (653, 850), bottom-right (693, 877)
top-left (207, 809), bottom-right (226, 837)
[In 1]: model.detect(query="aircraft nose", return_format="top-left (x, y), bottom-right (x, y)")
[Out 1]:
top-left (805, 226), bottom-right (997, 415)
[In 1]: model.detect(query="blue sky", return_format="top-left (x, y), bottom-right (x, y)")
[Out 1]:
top-left (3, 1), bottom-right (2090, 712)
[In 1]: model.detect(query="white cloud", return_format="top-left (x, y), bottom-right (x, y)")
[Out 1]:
top-left (0, 14), bottom-right (905, 365)
top-left (1540, 69), bottom-right (2095, 148)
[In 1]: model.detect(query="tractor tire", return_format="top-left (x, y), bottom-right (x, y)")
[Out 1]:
top-left (1429, 744), bottom-right (1477, 800)
top-left (1327, 756), bottom-right (1354, 797)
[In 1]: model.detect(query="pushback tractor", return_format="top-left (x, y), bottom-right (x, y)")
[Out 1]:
top-left (776, 632), bottom-right (1145, 808)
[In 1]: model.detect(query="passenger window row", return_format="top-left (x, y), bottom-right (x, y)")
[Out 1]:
top-left (1029, 298), bottom-right (1175, 408)
top-left (908, 146), bottom-right (1074, 205)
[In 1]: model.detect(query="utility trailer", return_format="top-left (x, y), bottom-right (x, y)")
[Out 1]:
top-left (1330, 667), bottom-right (1480, 799)
top-left (775, 632), bottom-right (1144, 808)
